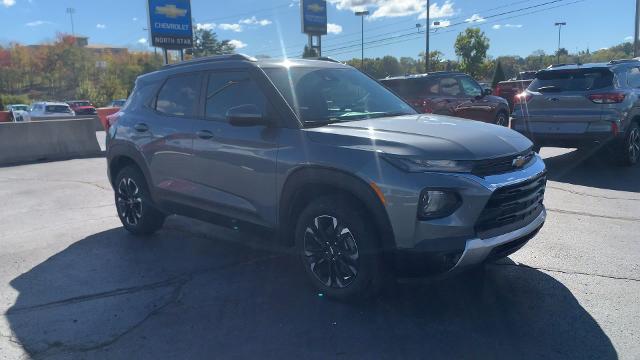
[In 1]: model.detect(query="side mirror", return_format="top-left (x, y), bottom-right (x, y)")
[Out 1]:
top-left (482, 88), bottom-right (492, 96)
top-left (227, 104), bottom-right (266, 127)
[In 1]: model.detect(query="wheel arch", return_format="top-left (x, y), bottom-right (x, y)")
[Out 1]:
top-left (278, 166), bottom-right (395, 252)
top-left (107, 144), bottom-right (154, 195)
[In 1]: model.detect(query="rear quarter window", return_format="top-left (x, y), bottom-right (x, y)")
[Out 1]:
top-left (529, 68), bottom-right (614, 92)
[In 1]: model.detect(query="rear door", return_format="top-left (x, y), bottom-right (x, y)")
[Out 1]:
top-left (522, 68), bottom-right (612, 134)
top-left (433, 76), bottom-right (463, 116)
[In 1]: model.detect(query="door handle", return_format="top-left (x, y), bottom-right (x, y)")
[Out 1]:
top-left (134, 123), bottom-right (149, 132)
top-left (196, 130), bottom-right (214, 139)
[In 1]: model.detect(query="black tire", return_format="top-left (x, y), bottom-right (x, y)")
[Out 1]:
top-left (495, 111), bottom-right (509, 127)
top-left (532, 144), bottom-right (542, 153)
top-left (114, 165), bottom-right (165, 235)
top-left (294, 195), bottom-right (384, 301)
top-left (618, 122), bottom-right (640, 166)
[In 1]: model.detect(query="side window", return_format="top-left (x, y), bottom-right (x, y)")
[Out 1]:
top-left (439, 77), bottom-right (461, 96)
top-left (627, 67), bottom-right (640, 88)
top-left (155, 73), bottom-right (201, 117)
top-left (205, 72), bottom-right (267, 121)
top-left (458, 76), bottom-right (482, 97)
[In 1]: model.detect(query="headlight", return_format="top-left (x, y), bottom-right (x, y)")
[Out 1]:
top-left (384, 156), bottom-right (474, 173)
top-left (418, 190), bottom-right (461, 219)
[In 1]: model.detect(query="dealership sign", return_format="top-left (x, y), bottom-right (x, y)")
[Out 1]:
top-left (301, 0), bottom-right (327, 35)
top-left (147, 0), bottom-right (193, 49)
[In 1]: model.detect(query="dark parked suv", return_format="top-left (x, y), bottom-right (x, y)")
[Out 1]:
top-left (380, 72), bottom-right (511, 126)
top-left (106, 55), bottom-right (547, 299)
top-left (512, 60), bottom-right (640, 165)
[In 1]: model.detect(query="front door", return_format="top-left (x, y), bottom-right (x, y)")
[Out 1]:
top-left (456, 75), bottom-right (493, 121)
top-left (189, 70), bottom-right (280, 226)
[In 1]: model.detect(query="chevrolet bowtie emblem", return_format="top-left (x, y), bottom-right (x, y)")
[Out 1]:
top-left (512, 155), bottom-right (528, 168)
top-left (156, 4), bottom-right (187, 18)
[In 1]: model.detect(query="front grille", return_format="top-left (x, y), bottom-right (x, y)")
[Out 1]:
top-left (472, 150), bottom-right (534, 177)
top-left (476, 172), bottom-right (546, 234)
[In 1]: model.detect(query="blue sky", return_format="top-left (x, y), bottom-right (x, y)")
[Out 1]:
top-left (0, 0), bottom-right (634, 61)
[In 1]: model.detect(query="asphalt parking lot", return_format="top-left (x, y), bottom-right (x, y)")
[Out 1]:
top-left (0, 146), bottom-right (638, 360)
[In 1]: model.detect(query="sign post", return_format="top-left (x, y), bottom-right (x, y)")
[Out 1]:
top-left (301, 0), bottom-right (327, 57)
top-left (147, 0), bottom-right (194, 64)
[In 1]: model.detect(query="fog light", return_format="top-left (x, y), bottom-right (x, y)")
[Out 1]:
top-left (418, 190), bottom-right (461, 219)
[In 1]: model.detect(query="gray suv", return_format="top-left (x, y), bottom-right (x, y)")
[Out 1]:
top-left (512, 60), bottom-right (640, 166)
top-left (106, 55), bottom-right (547, 300)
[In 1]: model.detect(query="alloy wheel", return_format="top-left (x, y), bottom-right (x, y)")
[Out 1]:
top-left (496, 113), bottom-right (509, 127)
top-left (629, 128), bottom-right (640, 164)
top-left (117, 177), bottom-right (143, 226)
top-left (303, 215), bottom-right (360, 289)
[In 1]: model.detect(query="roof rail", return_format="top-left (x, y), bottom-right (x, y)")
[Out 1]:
top-left (162, 53), bottom-right (257, 69)
top-left (547, 63), bottom-right (576, 69)
top-left (608, 58), bottom-right (640, 65)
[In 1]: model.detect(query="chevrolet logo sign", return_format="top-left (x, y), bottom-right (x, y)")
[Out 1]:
top-left (512, 155), bottom-right (528, 168)
top-left (156, 4), bottom-right (187, 18)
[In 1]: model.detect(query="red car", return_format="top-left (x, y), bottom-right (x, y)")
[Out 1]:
top-left (66, 100), bottom-right (97, 115)
top-left (493, 71), bottom-right (537, 111)
top-left (380, 72), bottom-right (511, 126)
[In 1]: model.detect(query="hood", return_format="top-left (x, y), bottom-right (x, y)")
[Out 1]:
top-left (305, 114), bottom-right (532, 160)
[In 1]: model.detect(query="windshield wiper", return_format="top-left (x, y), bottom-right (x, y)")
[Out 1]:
top-left (536, 86), bottom-right (563, 93)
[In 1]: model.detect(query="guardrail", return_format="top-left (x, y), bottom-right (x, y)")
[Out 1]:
top-left (0, 118), bottom-right (103, 166)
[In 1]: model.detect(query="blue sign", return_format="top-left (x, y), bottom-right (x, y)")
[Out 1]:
top-left (147, 0), bottom-right (193, 49)
top-left (301, 0), bottom-right (327, 35)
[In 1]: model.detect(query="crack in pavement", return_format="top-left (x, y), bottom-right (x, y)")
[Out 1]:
top-left (491, 262), bottom-right (640, 282)
top-left (546, 207), bottom-right (640, 222)
top-left (0, 177), bottom-right (111, 192)
top-left (547, 185), bottom-right (640, 201)
top-left (4, 254), bottom-right (284, 359)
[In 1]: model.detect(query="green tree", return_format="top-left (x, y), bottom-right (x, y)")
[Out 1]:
top-left (192, 28), bottom-right (235, 58)
top-left (454, 28), bottom-right (490, 78)
top-left (302, 45), bottom-right (318, 58)
top-left (491, 60), bottom-right (506, 88)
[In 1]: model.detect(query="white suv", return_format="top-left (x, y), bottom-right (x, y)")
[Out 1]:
top-left (29, 102), bottom-right (75, 118)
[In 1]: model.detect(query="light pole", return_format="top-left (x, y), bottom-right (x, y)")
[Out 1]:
top-left (66, 8), bottom-right (75, 36)
top-left (635, 0), bottom-right (639, 57)
top-left (554, 22), bottom-right (566, 64)
top-left (355, 10), bottom-right (369, 70)
top-left (425, 0), bottom-right (430, 73)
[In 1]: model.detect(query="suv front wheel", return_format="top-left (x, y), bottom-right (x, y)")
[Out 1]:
top-left (115, 165), bottom-right (166, 235)
top-left (294, 196), bottom-right (383, 300)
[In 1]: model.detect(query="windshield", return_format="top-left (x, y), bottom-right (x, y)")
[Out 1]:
top-left (45, 105), bottom-right (72, 113)
top-left (263, 67), bottom-right (416, 125)
top-left (529, 68), bottom-right (614, 92)
top-left (70, 101), bottom-right (91, 107)
top-left (11, 105), bottom-right (28, 111)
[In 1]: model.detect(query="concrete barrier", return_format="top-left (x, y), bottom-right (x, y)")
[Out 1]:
top-left (0, 118), bottom-right (103, 166)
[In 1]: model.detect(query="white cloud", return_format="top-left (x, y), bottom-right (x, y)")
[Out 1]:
top-left (625, 35), bottom-right (634, 41)
top-left (25, 20), bottom-right (52, 27)
top-left (370, 0), bottom-right (424, 19)
top-left (419, 1), bottom-right (456, 19)
top-left (492, 24), bottom-right (522, 30)
top-left (2, 0), bottom-right (16, 7)
top-left (228, 39), bottom-right (247, 49)
top-left (465, 14), bottom-right (485, 23)
top-left (137, 38), bottom-right (147, 44)
top-left (433, 20), bottom-right (450, 28)
top-left (96, 24), bottom-right (106, 29)
top-left (218, 23), bottom-right (243, 32)
top-left (196, 22), bottom-right (216, 31)
top-left (327, 23), bottom-right (343, 34)
top-left (239, 16), bottom-right (272, 26)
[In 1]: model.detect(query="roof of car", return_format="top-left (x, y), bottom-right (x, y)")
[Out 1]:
top-left (34, 102), bottom-right (70, 106)
top-left (544, 59), bottom-right (640, 71)
top-left (380, 72), bottom-right (465, 81)
top-left (139, 54), bottom-right (348, 83)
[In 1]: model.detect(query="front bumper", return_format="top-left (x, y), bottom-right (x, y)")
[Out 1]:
top-left (451, 208), bottom-right (545, 270)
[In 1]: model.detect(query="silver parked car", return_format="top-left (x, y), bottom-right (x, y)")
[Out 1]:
top-left (511, 60), bottom-right (640, 166)
top-left (29, 102), bottom-right (75, 118)
top-left (106, 55), bottom-right (547, 300)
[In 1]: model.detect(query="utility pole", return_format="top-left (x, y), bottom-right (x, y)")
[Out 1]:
top-left (66, 8), bottom-right (75, 36)
top-left (355, 10), bottom-right (369, 70)
top-left (635, 0), bottom-right (639, 57)
top-left (554, 22), bottom-right (566, 64)
top-left (425, 0), bottom-right (430, 73)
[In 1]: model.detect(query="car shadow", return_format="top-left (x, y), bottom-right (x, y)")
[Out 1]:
top-left (6, 217), bottom-right (617, 359)
top-left (542, 147), bottom-right (640, 193)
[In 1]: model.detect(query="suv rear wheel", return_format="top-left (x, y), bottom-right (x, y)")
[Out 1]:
top-left (294, 195), bottom-right (383, 300)
top-left (115, 165), bottom-right (165, 235)
top-left (495, 111), bottom-right (509, 127)
top-left (619, 123), bottom-right (640, 166)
